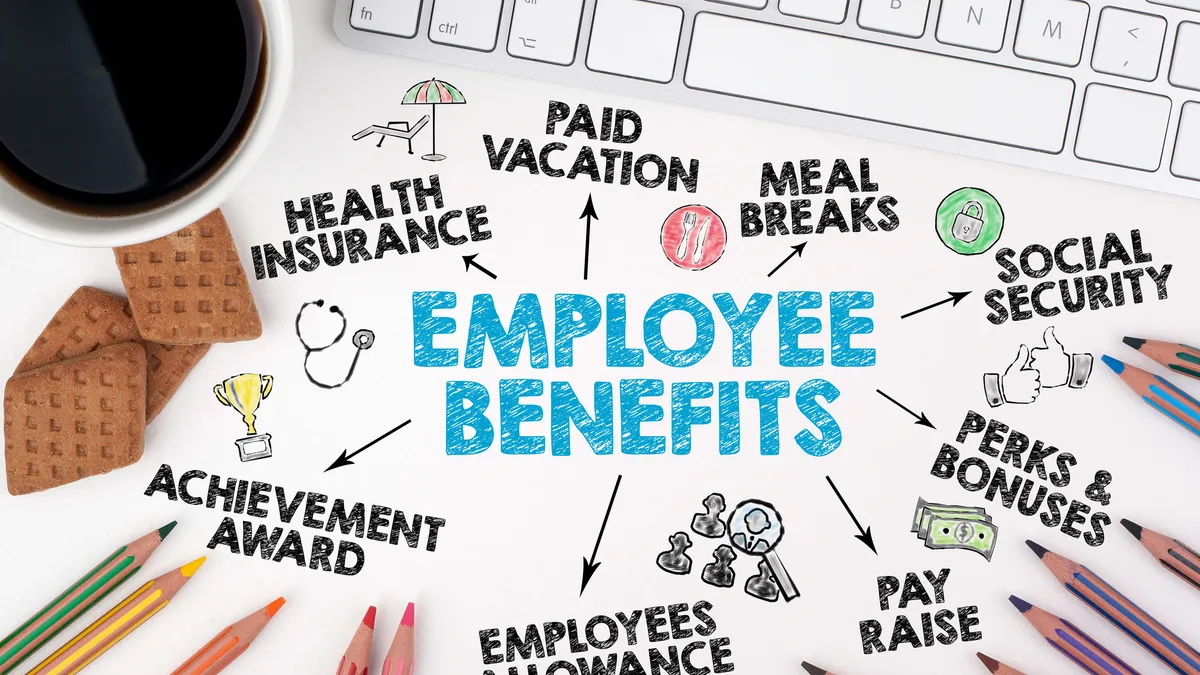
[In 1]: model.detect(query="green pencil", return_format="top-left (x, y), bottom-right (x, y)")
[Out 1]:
top-left (0, 521), bottom-right (175, 673)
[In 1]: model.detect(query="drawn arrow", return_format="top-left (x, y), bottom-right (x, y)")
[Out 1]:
top-left (767, 242), bottom-right (808, 278)
top-left (581, 474), bottom-right (622, 595)
top-left (580, 194), bottom-right (598, 280)
top-left (876, 389), bottom-right (935, 429)
top-left (826, 476), bottom-right (878, 554)
top-left (325, 419), bottom-right (412, 472)
top-left (462, 254), bottom-right (498, 279)
top-left (900, 290), bottom-right (971, 319)
top-left (1129, 27), bottom-right (1139, 37)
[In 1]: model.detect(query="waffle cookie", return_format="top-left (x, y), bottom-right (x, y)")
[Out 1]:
top-left (15, 286), bottom-right (210, 422)
top-left (5, 343), bottom-right (147, 495)
top-left (113, 209), bottom-right (262, 344)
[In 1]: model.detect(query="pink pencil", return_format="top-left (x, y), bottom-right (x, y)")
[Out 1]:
top-left (382, 602), bottom-right (415, 675)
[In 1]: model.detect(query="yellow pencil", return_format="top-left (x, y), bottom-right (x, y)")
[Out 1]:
top-left (25, 557), bottom-right (205, 675)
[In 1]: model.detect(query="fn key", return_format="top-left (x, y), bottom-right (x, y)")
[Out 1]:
top-left (350, 0), bottom-right (421, 38)
top-left (430, 0), bottom-right (504, 50)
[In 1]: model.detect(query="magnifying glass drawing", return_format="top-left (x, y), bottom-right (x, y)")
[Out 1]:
top-left (726, 499), bottom-right (799, 601)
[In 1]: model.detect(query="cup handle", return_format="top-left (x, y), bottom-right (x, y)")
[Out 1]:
top-left (260, 375), bottom-right (274, 399)
top-left (214, 384), bottom-right (231, 407)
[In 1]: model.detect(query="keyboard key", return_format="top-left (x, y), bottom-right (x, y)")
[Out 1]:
top-left (1013, 0), bottom-right (1089, 66)
top-left (1173, 102), bottom-right (1200, 180)
top-left (685, 13), bottom-right (1074, 152)
top-left (858, 0), bottom-right (931, 37)
top-left (1091, 8), bottom-right (1166, 81)
top-left (710, 0), bottom-right (768, 10)
top-left (1075, 84), bottom-right (1170, 170)
top-left (1170, 22), bottom-right (1200, 91)
top-left (586, 0), bottom-right (682, 82)
top-left (779, 0), bottom-right (849, 23)
top-left (936, 0), bottom-right (1011, 51)
top-left (508, 0), bottom-right (585, 64)
top-left (429, 0), bottom-right (502, 50)
top-left (350, 0), bottom-right (421, 38)
top-left (1147, 0), bottom-right (1200, 11)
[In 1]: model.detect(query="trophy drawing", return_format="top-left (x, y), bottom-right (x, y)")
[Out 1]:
top-left (214, 373), bottom-right (274, 462)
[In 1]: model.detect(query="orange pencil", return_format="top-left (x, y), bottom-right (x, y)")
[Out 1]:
top-left (382, 602), bottom-right (414, 675)
top-left (1008, 595), bottom-right (1139, 675)
top-left (801, 662), bottom-right (837, 675)
top-left (1123, 338), bottom-right (1200, 381)
top-left (170, 597), bottom-right (285, 675)
top-left (26, 557), bottom-right (205, 675)
top-left (977, 652), bottom-right (1031, 675)
top-left (1027, 540), bottom-right (1200, 675)
top-left (336, 606), bottom-right (375, 675)
top-left (1122, 519), bottom-right (1200, 595)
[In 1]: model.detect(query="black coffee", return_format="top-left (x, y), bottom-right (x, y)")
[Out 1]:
top-left (0, 0), bottom-right (266, 214)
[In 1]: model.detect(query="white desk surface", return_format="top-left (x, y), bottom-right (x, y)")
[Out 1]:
top-left (2, 1), bottom-right (1200, 673)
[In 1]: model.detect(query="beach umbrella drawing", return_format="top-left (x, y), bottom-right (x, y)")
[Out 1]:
top-left (401, 78), bottom-right (466, 161)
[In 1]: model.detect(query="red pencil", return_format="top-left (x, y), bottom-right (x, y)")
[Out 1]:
top-left (382, 602), bottom-right (414, 675)
top-left (1122, 519), bottom-right (1200, 595)
top-left (337, 606), bottom-right (375, 675)
top-left (977, 652), bottom-right (1030, 675)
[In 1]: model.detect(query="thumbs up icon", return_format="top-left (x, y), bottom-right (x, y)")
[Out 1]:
top-left (983, 326), bottom-right (1093, 407)
top-left (1031, 326), bottom-right (1093, 389)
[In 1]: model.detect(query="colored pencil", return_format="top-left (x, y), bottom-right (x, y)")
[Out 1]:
top-left (1123, 338), bottom-right (1200, 381)
top-left (1101, 355), bottom-right (1200, 439)
top-left (801, 662), bottom-right (836, 675)
top-left (1008, 595), bottom-right (1140, 675)
top-left (1026, 540), bottom-right (1200, 675)
top-left (336, 606), bottom-right (375, 675)
top-left (0, 521), bottom-right (176, 675)
top-left (169, 597), bottom-right (285, 675)
top-left (382, 602), bottom-right (414, 675)
top-left (1122, 519), bottom-right (1200, 595)
top-left (26, 556), bottom-right (205, 675)
top-left (976, 652), bottom-right (1030, 675)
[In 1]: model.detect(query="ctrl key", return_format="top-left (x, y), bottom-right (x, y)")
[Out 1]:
top-left (430, 0), bottom-right (503, 50)
top-left (1172, 103), bottom-right (1200, 181)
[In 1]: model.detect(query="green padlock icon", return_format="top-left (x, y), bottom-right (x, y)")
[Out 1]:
top-left (951, 201), bottom-right (984, 244)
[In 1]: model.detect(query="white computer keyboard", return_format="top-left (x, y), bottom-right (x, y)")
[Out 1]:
top-left (333, 0), bottom-right (1200, 200)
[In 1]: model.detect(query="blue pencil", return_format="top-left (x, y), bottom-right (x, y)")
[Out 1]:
top-left (1102, 355), bottom-right (1200, 438)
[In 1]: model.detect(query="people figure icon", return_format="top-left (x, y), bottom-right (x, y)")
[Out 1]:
top-left (656, 532), bottom-right (693, 576)
top-left (744, 558), bottom-right (780, 602)
top-left (702, 545), bottom-right (737, 588)
top-left (691, 493), bottom-right (727, 539)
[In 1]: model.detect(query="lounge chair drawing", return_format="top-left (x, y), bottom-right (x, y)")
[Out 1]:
top-left (351, 114), bottom-right (430, 153)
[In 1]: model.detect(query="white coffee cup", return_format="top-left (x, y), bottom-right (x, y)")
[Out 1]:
top-left (0, 0), bottom-right (293, 248)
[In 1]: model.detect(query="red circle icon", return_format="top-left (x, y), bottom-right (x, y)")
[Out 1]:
top-left (660, 205), bottom-right (726, 271)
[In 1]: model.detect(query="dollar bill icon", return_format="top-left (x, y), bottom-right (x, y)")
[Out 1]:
top-left (911, 498), bottom-right (998, 561)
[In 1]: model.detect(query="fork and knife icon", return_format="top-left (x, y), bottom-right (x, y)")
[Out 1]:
top-left (675, 210), bottom-right (712, 264)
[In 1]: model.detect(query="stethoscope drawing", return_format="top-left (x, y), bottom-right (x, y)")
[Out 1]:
top-left (295, 299), bottom-right (374, 390)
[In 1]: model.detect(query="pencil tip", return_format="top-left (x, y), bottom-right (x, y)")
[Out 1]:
top-left (401, 602), bottom-right (415, 627)
top-left (1123, 336), bottom-right (1147, 350)
top-left (181, 556), bottom-right (206, 577)
top-left (157, 520), bottom-right (177, 539)
top-left (363, 606), bottom-right (376, 630)
top-left (976, 653), bottom-right (1000, 673)
top-left (1121, 518), bottom-right (1144, 540)
top-left (1008, 595), bottom-right (1032, 612)
top-left (1101, 354), bottom-right (1125, 374)
top-left (800, 662), bottom-right (826, 675)
top-left (1025, 539), bottom-right (1049, 558)
top-left (266, 597), bottom-right (286, 617)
